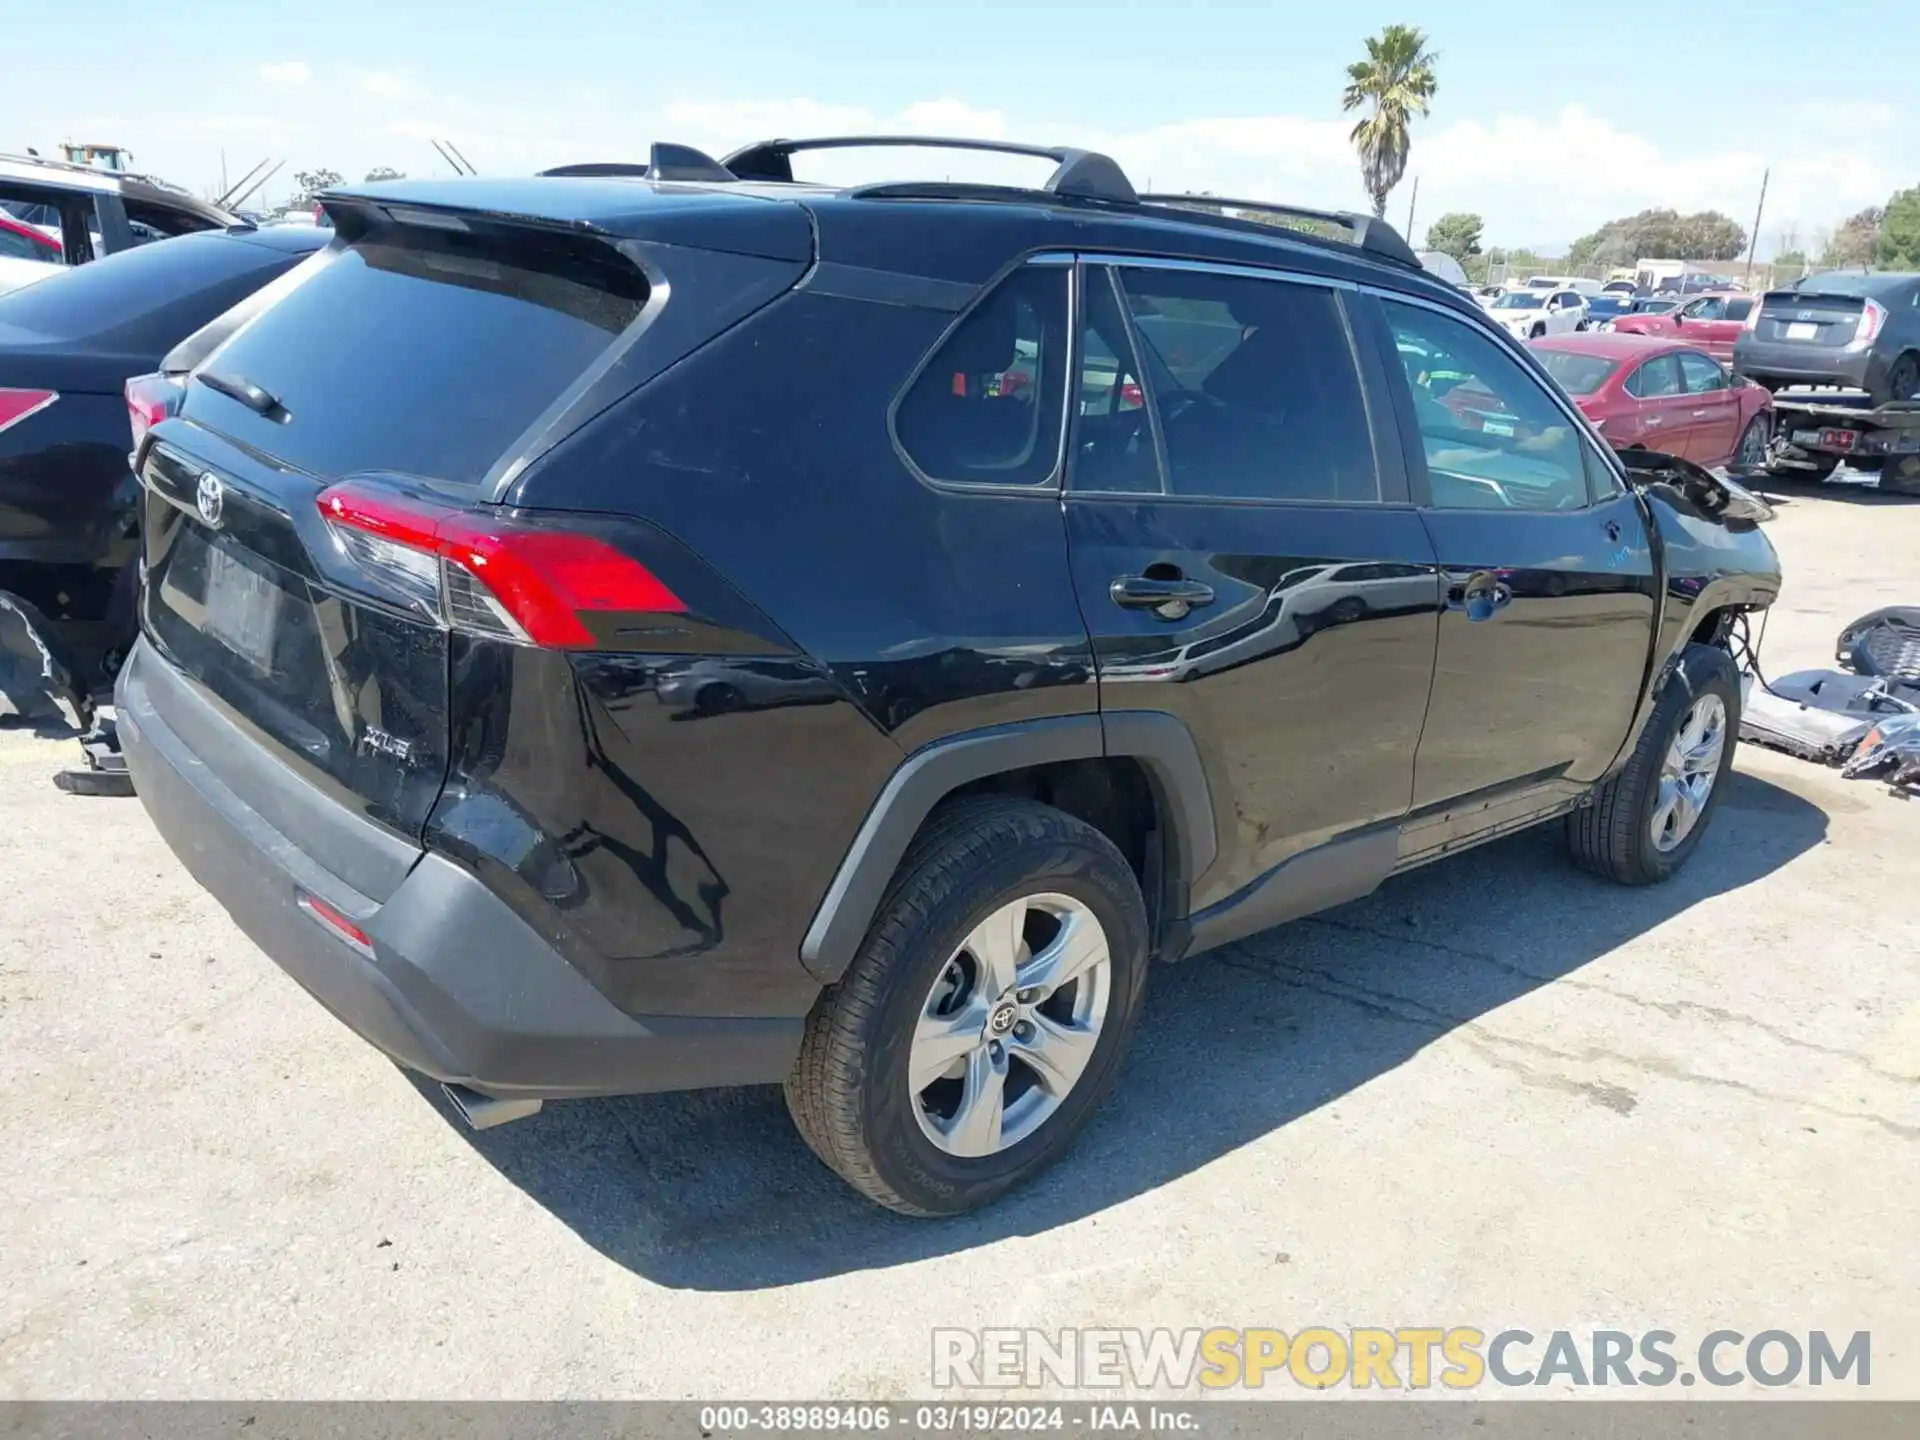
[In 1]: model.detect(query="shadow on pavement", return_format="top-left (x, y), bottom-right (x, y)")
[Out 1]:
top-left (416, 768), bottom-right (1828, 1291)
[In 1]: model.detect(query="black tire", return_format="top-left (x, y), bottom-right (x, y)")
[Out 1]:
top-left (785, 796), bottom-right (1150, 1216)
top-left (1874, 352), bottom-right (1920, 408)
top-left (1732, 415), bottom-right (1769, 473)
top-left (1566, 643), bottom-right (1741, 886)
top-left (1881, 454), bottom-right (1920, 497)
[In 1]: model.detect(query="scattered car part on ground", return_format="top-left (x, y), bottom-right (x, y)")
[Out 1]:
top-left (1841, 713), bottom-right (1920, 794)
top-left (1530, 332), bottom-right (1773, 470)
top-left (50, 711), bottom-right (134, 795)
top-left (114, 135), bottom-right (1780, 1215)
top-left (1734, 271), bottom-right (1920, 407)
top-left (0, 221), bottom-right (330, 697)
top-left (1837, 605), bottom-right (1920, 680)
top-left (0, 588), bottom-right (88, 726)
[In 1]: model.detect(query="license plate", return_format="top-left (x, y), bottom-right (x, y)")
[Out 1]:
top-left (202, 545), bottom-right (282, 672)
top-left (1786, 321), bottom-right (1819, 340)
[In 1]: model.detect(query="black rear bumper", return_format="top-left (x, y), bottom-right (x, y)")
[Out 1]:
top-left (117, 638), bottom-right (806, 1100)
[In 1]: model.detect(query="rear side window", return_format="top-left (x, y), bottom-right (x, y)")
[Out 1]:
top-left (0, 225), bottom-right (52, 261)
top-left (179, 225), bottom-right (649, 492)
top-left (1535, 350), bottom-right (1619, 396)
top-left (894, 265), bottom-right (1069, 487)
top-left (1116, 267), bottom-right (1377, 503)
top-left (1679, 352), bottom-right (1728, 393)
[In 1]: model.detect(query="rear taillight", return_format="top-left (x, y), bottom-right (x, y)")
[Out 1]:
top-left (316, 481), bottom-right (684, 649)
top-left (1848, 299), bottom-right (1888, 350)
top-left (0, 387), bottom-right (58, 436)
top-left (125, 373), bottom-right (185, 453)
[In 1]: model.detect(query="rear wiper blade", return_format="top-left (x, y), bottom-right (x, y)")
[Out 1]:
top-left (196, 370), bottom-right (286, 419)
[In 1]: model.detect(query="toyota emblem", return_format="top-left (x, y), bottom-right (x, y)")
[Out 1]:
top-left (195, 471), bottom-right (225, 529)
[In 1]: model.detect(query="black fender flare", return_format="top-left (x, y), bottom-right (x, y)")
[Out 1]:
top-left (1610, 574), bottom-right (1777, 773)
top-left (798, 710), bottom-right (1216, 982)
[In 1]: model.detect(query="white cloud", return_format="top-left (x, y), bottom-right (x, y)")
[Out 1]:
top-left (258, 61), bottom-right (311, 86)
top-left (357, 70), bottom-right (421, 99)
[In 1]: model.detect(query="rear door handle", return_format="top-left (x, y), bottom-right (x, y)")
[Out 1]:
top-left (1110, 575), bottom-right (1216, 619)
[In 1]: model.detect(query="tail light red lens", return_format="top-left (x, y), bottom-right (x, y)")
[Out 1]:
top-left (1850, 299), bottom-right (1888, 350)
top-left (125, 373), bottom-right (185, 453)
top-left (316, 481), bottom-right (685, 649)
top-left (0, 387), bottom-right (58, 436)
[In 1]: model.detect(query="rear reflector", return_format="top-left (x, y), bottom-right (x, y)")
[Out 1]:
top-left (0, 387), bottom-right (58, 436)
top-left (317, 481), bottom-right (685, 648)
top-left (125, 373), bottom-right (185, 454)
top-left (297, 891), bottom-right (374, 957)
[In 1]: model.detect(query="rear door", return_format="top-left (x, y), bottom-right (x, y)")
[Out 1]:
top-left (138, 217), bottom-right (671, 845)
top-left (1370, 295), bottom-right (1657, 819)
top-left (1677, 350), bottom-right (1740, 463)
top-left (1062, 259), bottom-right (1440, 911)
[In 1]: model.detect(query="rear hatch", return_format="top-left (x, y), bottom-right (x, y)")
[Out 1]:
top-left (139, 187), bottom-right (811, 850)
top-left (1751, 288), bottom-right (1869, 349)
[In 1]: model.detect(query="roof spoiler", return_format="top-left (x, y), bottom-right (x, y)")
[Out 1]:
top-left (1137, 193), bottom-right (1420, 269)
top-left (721, 135), bottom-right (1138, 204)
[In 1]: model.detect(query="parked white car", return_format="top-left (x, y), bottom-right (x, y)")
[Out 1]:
top-left (1486, 287), bottom-right (1588, 339)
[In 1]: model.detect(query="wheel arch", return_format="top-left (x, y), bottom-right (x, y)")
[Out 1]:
top-left (799, 712), bottom-right (1216, 981)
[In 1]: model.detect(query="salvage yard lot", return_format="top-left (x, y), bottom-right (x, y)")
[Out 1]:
top-left (3, 480), bottom-right (1917, 1400)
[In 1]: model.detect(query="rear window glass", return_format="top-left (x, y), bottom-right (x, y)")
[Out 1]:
top-left (0, 227), bottom-right (306, 350)
top-left (1787, 273), bottom-right (1897, 299)
top-left (1535, 350), bottom-right (1619, 396)
top-left (180, 227), bottom-right (649, 491)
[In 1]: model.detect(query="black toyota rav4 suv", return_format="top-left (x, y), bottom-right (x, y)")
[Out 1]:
top-left (119, 138), bottom-right (1781, 1215)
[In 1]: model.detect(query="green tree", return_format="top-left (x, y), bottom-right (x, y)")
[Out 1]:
top-left (1341, 25), bottom-right (1439, 221)
top-left (1569, 208), bottom-right (1746, 267)
top-left (1424, 211), bottom-right (1483, 260)
top-left (1823, 207), bottom-right (1883, 268)
top-left (289, 167), bottom-right (343, 206)
top-left (363, 166), bottom-right (405, 183)
top-left (1877, 187), bottom-right (1920, 269)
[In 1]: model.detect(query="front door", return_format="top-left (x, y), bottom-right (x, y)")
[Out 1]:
top-left (1619, 351), bottom-right (1699, 459)
top-left (1369, 295), bottom-right (1658, 815)
top-left (1677, 350), bottom-right (1741, 464)
top-left (1062, 260), bottom-right (1441, 911)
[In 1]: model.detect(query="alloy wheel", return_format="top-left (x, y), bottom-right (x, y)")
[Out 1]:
top-left (1651, 693), bottom-right (1727, 852)
top-left (909, 893), bottom-right (1113, 1158)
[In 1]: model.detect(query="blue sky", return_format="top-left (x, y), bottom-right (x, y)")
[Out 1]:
top-left (8, 0), bottom-right (1915, 254)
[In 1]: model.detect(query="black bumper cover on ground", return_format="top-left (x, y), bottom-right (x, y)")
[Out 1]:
top-left (117, 639), bottom-right (805, 1100)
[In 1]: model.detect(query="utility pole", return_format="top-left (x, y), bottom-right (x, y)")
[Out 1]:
top-left (1405, 176), bottom-right (1419, 242)
top-left (1744, 167), bottom-right (1769, 286)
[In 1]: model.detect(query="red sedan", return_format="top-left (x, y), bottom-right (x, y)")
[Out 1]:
top-left (1529, 332), bottom-right (1772, 469)
top-left (1605, 290), bottom-right (1755, 362)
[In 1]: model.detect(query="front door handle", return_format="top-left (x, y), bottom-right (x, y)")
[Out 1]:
top-left (1110, 574), bottom-right (1216, 620)
top-left (1444, 570), bottom-right (1511, 622)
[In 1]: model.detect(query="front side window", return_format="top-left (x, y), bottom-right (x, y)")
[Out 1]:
top-left (1679, 352), bottom-right (1728, 394)
top-left (1115, 266), bottom-right (1377, 503)
top-left (1381, 299), bottom-right (1589, 512)
top-left (1625, 356), bottom-right (1683, 398)
top-left (1683, 297), bottom-right (1727, 320)
top-left (894, 265), bottom-right (1069, 487)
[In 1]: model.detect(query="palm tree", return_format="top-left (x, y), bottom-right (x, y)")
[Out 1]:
top-left (1342, 25), bottom-right (1439, 222)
